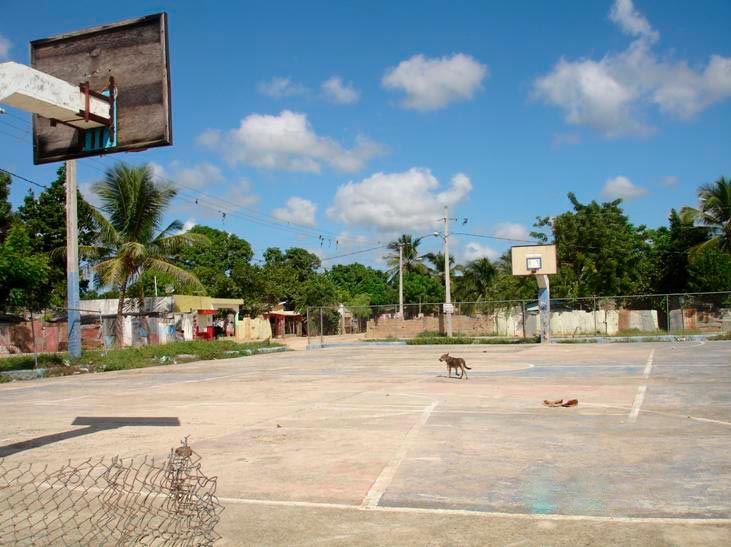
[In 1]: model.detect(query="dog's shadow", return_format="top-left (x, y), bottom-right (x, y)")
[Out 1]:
top-left (435, 374), bottom-right (464, 379)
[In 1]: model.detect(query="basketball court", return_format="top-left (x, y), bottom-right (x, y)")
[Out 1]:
top-left (1, 341), bottom-right (730, 545)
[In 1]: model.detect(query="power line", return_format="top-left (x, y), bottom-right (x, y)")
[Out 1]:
top-left (320, 244), bottom-right (390, 262)
top-left (452, 231), bottom-right (538, 243)
top-left (0, 167), bottom-right (48, 189)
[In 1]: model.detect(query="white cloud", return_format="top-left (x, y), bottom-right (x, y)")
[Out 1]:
top-left (257, 77), bottom-right (308, 98)
top-left (196, 129), bottom-right (221, 148)
top-left (272, 196), bottom-right (317, 227)
top-left (200, 110), bottom-right (383, 173)
top-left (0, 34), bottom-right (10, 60)
top-left (327, 168), bottom-right (472, 231)
top-left (533, 0), bottom-right (731, 137)
top-left (609, 0), bottom-right (659, 42)
top-left (601, 175), bottom-right (648, 200)
top-left (148, 162), bottom-right (167, 183)
top-left (180, 218), bottom-right (196, 233)
top-left (660, 175), bottom-right (678, 187)
top-left (322, 76), bottom-right (360, 104)
top-left (382, 53), bottom-right (488, 110)
top-left (492, 223), bottom-right (530, 241)
top-left (175, 162), bottom-right (224, 189)
top-left (221, 179), bottom-right (260, 211)
top-left (463, 242), bottom-right (498, 262)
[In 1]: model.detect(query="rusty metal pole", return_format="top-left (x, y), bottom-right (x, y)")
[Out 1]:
top-left (319, 307), bottom-right (324, 347)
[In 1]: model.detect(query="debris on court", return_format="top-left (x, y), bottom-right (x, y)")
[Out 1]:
top-left (543, 398), bottom-right (579, 407)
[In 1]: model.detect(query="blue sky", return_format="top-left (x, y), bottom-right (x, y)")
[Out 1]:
top-left (1, 0), bottom-right (730, 267)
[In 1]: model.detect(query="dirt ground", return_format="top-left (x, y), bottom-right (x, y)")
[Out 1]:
top-left (1, 341), bottom-right (730, 545)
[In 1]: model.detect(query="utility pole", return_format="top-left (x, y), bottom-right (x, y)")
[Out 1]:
top-left (398, 243), bottom-right (404, 320)
top-left (443, 205), bottom-right (453, 337)
top-left (66, 160), bottom-right (81, 358)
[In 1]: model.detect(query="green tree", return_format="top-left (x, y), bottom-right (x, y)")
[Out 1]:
top-left (327, 263), bottom-right (396, 305)
top-left (533, 193), bottom-right (650, 297)
top-left (0, 171), bottom-right (12, 241)
top-left (0, 223), bottom-right (49, 312)
top-left (681, 176), bottom-right (731, 253)
top-left (293, 275), bottom-right (339, 311)
top-left (686, 248), bottom-right (731, 292)
top-left (173, 225), bottom-right (253, 297)
top-left (16, 166), bottom-right (97, 306)
top-left (647, 210), bottom-right (709, 294)
top-left (456, 258), bottom-right (497, 301)
top-left (402, 271), bottom-right (444, 305)
top-left (84, 163), bottom-right (207, 344)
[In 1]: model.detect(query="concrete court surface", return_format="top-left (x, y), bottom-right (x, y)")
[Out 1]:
top-left (0, 341), bottom-right (730, 545)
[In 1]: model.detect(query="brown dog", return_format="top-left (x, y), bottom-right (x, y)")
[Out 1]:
top-left (439, 353), bottom-right (471, 379)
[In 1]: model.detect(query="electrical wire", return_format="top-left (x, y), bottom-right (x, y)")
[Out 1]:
top-left (0, 167), bottom-right (48, 189)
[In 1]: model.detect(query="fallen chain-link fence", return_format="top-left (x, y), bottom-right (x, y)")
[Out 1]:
top-left (0, 438), bottom-right (224, 546)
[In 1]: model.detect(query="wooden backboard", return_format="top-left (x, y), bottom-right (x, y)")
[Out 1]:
top-left (511, 244), bottom-right (557, 276)
top-left (30, 13), bottom-right (172, 164)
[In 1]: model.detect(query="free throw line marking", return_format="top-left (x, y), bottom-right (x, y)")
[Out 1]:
top-left (218, 497), bottom-right (731, 524)
top-left (361, 401), bottom-right (438, 507)
top-left (629, 349), bottom-right (654, 423)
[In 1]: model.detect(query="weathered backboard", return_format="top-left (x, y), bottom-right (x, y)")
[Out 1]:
top-left (511, 244), bottom-right (557, 276)
top-left (30, 13), bottom-right (172, 164)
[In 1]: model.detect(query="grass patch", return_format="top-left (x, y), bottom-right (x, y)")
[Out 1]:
top-left (709, 332), bottom-right (731, 341)
top-left (0, 339), bottom-right (284, 376)
top-left (0, 353), bottom-right (66, 372)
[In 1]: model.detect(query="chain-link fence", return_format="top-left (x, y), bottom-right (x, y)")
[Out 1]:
top-left (307, 291), bottom-right (731, 342)
top-left (0, 439), bottom-right (223, 546)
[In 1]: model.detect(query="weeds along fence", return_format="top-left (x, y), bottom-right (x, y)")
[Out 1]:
top-left (0, 439), bottom-right (223, 546)
top-left (306, 291), bottom-right (731, 341)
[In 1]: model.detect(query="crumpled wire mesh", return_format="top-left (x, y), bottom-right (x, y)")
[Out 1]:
top-left (0, 438), bottom-right (224, 546)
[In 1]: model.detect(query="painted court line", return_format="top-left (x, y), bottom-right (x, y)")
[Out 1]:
top-left (218, 497), bottom-right (731, 524)
top-left (360, 401), bottom-right (438, 508)
top-left (629, 349), bottom-right (654, 423)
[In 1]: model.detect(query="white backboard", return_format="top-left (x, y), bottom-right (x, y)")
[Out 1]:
top-left (511, 244), bottom-right (557, 276)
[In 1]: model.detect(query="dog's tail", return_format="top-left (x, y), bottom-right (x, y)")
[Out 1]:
top-left (464, 364), bottom-right (471, 369)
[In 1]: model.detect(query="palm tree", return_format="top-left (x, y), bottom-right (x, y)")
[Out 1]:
top-left (422, 251), bottom-right (457, 281)
top-left (84, 163), bottom-right (207, 345)
top-left (457, 258), bottom-right (497, 302)
top-left (680, 177), bottom-right (731, 253)
top-left (384, 234), bottom-right (428, 281)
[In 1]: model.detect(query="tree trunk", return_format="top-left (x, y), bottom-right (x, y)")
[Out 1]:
top-left (115, 277), bottom-right (129, 347)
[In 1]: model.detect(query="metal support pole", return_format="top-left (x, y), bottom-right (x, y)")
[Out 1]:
top-left (521, 300), bottom-right (526, 339)
top-left (665, 294), bottom-right (669, 333)
top-left (29, 309), bottom-right (38, 369)
top-left (65, 160), bottom-right (81, 359)
top-left (680, 296), bottom-right (685, 335)
top-left (398, 243), bottom-right (404, 320)
top-left (443, 206), bottom-right (453, 338)
top-left (593, 296), bottom-right (598, 335)
top-left (537, 274), bottom-right (551, 343)
top-left (306, 307), bottom-right (310, 346)
top-left (319, 307), bottom-right (324, 347)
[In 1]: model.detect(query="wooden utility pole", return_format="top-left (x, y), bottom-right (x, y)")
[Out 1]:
top-left (398, 243), bottom-right (404, 320)
top-left (443, 206), bottom-right (453, 337)
top-left (66, 160), bottom-right (81, 358)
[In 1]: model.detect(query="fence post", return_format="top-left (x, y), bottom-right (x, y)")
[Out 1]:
top-left (521, 301), bottom-right (526, 339)
top-left (593, 296), bottom-right (597, 335)
top-left (29, 308), bottom-right (39, 369)
top-left (665, 294), bottom-right (669, 333)
top-left (306, 307), bottom-right (310, 346)
top-left (319, 307), bottom-right (324, 346)
top-left (680, 295), bottom-right (685, 335)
